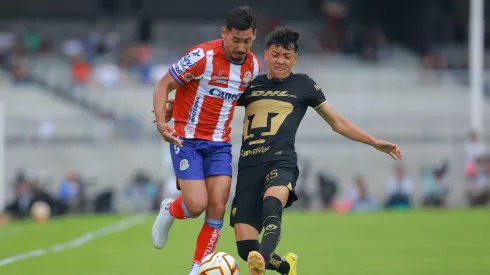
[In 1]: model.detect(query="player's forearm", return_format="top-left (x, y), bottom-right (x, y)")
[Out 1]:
top-left (332, 118), bottom-right (377, 146)
top-left (153, 77), bottom-right (173, 123)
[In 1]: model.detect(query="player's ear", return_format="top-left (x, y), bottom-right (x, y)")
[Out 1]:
top-left (252, 29), bottom-right (257, 39)
top-left (264, 49), bottom-right (269, 62)
top-left (221, 27), bottom-right (226, 40)
top-left (293, 53), bottom-right (299, 65)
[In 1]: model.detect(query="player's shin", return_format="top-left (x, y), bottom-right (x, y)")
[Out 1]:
top-left (192, 219), bottom-right (223, 265)
top-left (259, 196), bottom-right (284, 264)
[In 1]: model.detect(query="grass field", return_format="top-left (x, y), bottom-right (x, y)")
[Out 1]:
top-left (1, 209), bottom-right (489, 275)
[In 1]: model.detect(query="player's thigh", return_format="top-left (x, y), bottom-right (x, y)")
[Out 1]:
top-left (169, 139), bottom-right (207, 212)
top-left (204, 175), bottom-right (231, 219)
top-left (169, 139), bottom-right (205, 180)
top-left (202, 141), bottom-right (233, 178)
top-left (263, 164), bottom-right (299, 208)
top-left (229, 166), bottom-right (264, 233)
top-left (178, 179), bottom-right (208, 216)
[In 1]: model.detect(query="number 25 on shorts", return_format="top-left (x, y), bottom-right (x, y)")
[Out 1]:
top-left (265, 169), bottom-right (278, 186)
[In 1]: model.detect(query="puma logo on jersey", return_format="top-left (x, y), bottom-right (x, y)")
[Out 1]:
top-left (250, 90), bottom-right (290, 97)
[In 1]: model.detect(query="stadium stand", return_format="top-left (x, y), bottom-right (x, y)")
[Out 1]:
top-left (5, 49), bottom-right (490, 207)
top-left (0, 72), bottom-right (101, 140)
top-left (1, 16), bottom-right (489, 209)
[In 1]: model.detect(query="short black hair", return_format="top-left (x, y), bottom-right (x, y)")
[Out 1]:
top-left (266, 27), bottom-right (300, 52)
top-left (225, 6), bottom-right (256, 31)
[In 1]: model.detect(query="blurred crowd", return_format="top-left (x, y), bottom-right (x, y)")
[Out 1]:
top-left (2, 1), bottom-right (486, 89)
top-left (5, 169), bottom-right (87, 218)
top-left (296, 131), bottom-right (489, 213)
top-left (66, 34), bottom-right (169, 89)
top-left (0, 17), bottom-right (396, 89)
top-left (2, 131), bottom-right (488, 220)
top-left (3, 167), bottom-right (180, 219)
top-left (0, 27), bottom-right (42, 83)
top-left (0, 23), bottom-right (170, 87)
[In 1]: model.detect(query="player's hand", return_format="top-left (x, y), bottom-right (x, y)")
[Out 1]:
top-left (156, 121), bottom-right (182, 147)
top-left (152, 99), bottom-right (175, 123)
top-left (165, 99), bottom-right (174, 123)
top-left (372, 139), bottom-right (403, 160)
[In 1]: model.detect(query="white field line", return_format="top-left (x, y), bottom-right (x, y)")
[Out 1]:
top-left (0, 215), bottom-right (147, 267)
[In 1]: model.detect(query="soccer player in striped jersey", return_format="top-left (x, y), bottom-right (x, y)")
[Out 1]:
top-left (151, 6), bottom-right (261, 275)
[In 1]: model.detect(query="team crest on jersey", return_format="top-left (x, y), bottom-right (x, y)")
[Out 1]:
top-left (243, 71), bottom-right (252, 82)
top-left (241, 71), bottom-right (252, 88)
top-left (180, 159), bottom-right (189, 171)
top-left (184, 72), bottom-right (193, 82)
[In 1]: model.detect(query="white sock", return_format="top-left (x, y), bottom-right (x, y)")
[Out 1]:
top-left (188, 262), bottom-right (200, 275)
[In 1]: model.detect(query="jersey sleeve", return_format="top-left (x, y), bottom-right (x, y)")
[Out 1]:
top-left (304, 76), bottom-right (327, 109)
top-left (168, 47), bottom-right (206, 85)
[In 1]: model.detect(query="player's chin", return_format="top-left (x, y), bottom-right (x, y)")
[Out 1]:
top-left (272, 68), bottom-right (289, 77)
top-left (231, 53), bottom-right (246, 62)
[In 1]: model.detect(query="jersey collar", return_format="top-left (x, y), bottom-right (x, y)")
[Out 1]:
top-left (222, 40), bottom-right (247, 65)
top-left (267, 72), bottom-right (293, 81)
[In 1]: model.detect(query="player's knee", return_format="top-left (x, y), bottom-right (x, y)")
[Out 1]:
top-left (262, 196), bottom-right (284, 222)
top-left (185, 198), bottom-right (207, 217)
top-left (236, 240), bottom-right (259, 262)
top-left (207, 200), bottom-right (227, 219)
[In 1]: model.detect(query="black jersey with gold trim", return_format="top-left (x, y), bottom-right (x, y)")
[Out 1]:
top-left (237, 73), bottom-right (326, 168)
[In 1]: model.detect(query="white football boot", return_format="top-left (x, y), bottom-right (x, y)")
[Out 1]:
top-left (151, 198), bottom-right (175, 249)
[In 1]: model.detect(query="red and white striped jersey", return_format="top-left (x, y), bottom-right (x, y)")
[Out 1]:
top-left (168, 39), bottom-right (261, 142)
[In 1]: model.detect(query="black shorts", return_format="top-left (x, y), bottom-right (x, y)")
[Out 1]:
top-left (229, 160), bottom-right (299, 233)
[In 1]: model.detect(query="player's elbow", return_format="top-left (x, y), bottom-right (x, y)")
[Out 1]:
top-left (156, 76), bottom-right (171, 92)
top-left (330, 118), bottom-right (347, 134)
top-left (156, 73), bottom-right (179, 94)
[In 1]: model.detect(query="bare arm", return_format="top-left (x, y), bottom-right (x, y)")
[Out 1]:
top-left (315, 102), bottom-right (402, 160)
top-left (303, 75), bottom-right (401, 160)
top-left (316, 102), bottom-right (377, 146)
top-left (153, 73), bottom-right (180, 124)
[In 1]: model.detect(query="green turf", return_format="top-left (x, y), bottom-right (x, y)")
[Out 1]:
top-left (1, 209), bottom-right (489, 275)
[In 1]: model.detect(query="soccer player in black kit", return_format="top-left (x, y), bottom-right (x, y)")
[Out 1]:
top-left (229, 27), bottom-right (403, 275)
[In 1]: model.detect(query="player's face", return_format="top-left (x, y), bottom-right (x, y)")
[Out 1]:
top-left (264, 45), bottom-right (297, 79)
top-left (221, 27), bottom-right (256, 62)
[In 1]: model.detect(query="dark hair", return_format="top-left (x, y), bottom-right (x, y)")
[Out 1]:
top-left (266, 27), bottom-right (300, 52)
top-left (225, 6), bottom-right (256, 31)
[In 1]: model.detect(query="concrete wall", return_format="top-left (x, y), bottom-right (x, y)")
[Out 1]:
top-left (5, 139), bottom-right (469, 209)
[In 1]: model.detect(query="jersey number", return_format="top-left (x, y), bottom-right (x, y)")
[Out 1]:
top-left (265, 169), bottom-right (278, 185)
top-left (243, 99), bottom-right (294, 145)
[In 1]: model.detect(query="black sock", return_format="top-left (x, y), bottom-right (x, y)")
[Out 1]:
top-left (236, 240), bottom-right (290, 274)
top-left (259, 196), bottom-right (283, 264)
